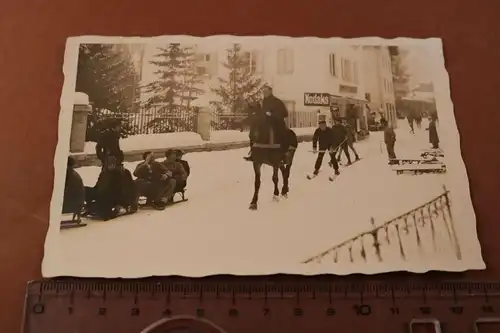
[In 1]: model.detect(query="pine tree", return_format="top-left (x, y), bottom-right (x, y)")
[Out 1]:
top-left (143, 44), bottom-right (205, 133)
top-left (178, 46), bottom-right (205, 111)
top-left (210, 44), bottom-right (265, 115)
top-left (143, 43), bottom-right (185, 111)
top-left (75, 44), bottom-right (139, 141)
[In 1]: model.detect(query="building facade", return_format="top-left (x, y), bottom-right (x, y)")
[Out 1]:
top-left (362, 46), bottom-right (397, 127)
top-left (193, 42), bottom-right (369, 131)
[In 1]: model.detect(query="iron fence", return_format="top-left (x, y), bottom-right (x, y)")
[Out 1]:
top-left (210, 111), bottom-right (318, 132)
top-left (87, 106), bottom-right (197, 137)
top-left (285, 111), bottom-right (317, 128)
top-left (302, 186), bottom-right (462, 265)
top-left (211, 113), bottom-right (248, 131)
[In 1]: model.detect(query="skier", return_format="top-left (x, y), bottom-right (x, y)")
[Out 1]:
top-left (337, 118), bottom-right (360, 163)
top-left (311, 120), bottom-right (339, 176)
top-left (407, 111), bottom-right (415, 134)
top-left (383, 119), bottom-right (397, 162)
top-left (415, 111), bottom-right (423, 129)
top-left (331, 118), bottom-right (351, 166)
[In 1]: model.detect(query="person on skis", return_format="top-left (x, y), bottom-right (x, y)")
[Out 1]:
top-left (337, 118), bottom-right (360, 163)
top-left (312, 120), bottom-right (339, 176)
top-left (331, 117), bottom-right (351, 166)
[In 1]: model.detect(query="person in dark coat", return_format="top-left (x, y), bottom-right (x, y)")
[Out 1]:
top-left (173, 149), bottom-right (190, 193)
top-left (96, 118), bottom-right (124, 168)
top-left (331, 118), bottom-right (351, 165)
top-left (62, 156), bottom-right (85, 221)
top-left (383, 119), bottom-right (397, 161)
top-left (312, 120), bottom-right (339, 175)
top-left (415, 111), bottom-right (423, 129)
top-left (85, 155), bottom-right (137, 220)
top-left (407, 111), bottom-right (415, 134)
top-left (262, 85), bottom-right (289, 147)
top-left (133, 151), bottom-right (176, 208)
top-left (428, 114), bottom-right (439, 149)
top-left (337, 119), bottom-right (360, 162)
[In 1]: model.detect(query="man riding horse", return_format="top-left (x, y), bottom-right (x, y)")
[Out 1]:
top-left (245, 85), bottom-right (289, 161)
top-left (245, 86), bottom-right (297, 210)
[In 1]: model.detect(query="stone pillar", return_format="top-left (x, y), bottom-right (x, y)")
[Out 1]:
top-left (196, 107), bottom-right (212, 141)
top-left (70, 92), bottom-right (91, 153)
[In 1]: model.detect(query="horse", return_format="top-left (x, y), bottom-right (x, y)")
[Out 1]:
top-left (247, 105), bottom-right (297, 210)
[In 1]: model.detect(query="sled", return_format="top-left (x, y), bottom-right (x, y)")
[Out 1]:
top-left (138, 189), bottom-right (188, 210)
top-left (60, 213), bottom-right (87, 230)
top-left (393, 163), bottom-right (447, 175)
top-left (420, 149), bottom-right (444, 159)
top-left (389, 157), bottom-right (440, 166)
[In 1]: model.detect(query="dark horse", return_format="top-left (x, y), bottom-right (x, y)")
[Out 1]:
top-left (246, 103), bottom-right (298, 210)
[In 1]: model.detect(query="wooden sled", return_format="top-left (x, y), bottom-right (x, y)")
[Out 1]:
top-left (389, 157), bottom-right (440, 166)
top-left (138, 189), bottom-right (188, 211)
top-left (420, 149), bottom-right (444, 159)
top-left (60, 213), bottom-right (87, 230)
top-left (393, 163), bottom-right (447, 175)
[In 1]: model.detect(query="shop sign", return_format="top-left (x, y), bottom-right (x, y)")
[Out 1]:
top-left (304, 93), bottom-right (331, 106)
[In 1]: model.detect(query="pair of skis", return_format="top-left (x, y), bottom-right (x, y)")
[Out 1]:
top-left (306, 153), bottom-right (362, 182)
top-left (306, 171), bottom-right (338, 182)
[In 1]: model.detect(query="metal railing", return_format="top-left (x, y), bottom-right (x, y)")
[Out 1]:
top-left (302, 186), bottom-right (462, 265)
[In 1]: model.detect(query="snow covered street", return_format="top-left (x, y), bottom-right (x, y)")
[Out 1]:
top-left (53, 121), bottom-right (469, 277)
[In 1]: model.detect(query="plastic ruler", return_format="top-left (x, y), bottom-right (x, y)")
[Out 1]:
top-left (22, 279), bottom-right (500, 332)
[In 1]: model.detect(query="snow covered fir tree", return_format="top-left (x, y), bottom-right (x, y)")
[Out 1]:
top-left (75, 44), bottom-right (140, 141)
top-left (210, 44), bottom-right (265, 130)
top-left (143, 44), bottom-right (204, 133)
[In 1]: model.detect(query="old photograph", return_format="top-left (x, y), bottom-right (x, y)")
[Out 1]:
top-left (42, 35), bottom-right (484, 277)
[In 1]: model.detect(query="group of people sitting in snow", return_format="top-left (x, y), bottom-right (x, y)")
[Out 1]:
top-left (63, 118), bottom-right (191, 222)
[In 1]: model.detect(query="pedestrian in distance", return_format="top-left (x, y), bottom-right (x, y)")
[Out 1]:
top-left (311, 120), bottom-right (339, 176)
top-left (383, 119), bottom-right (397, 162)
top-left (427, 113), bottom-right (440, 149)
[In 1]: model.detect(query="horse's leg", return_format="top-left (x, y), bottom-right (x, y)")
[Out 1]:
top-left (272, 165), bottom-right (280, 201)
top-left (280, 164), bottom-right (290, 197)
top-left (249, 161), bottom-right (261, 210)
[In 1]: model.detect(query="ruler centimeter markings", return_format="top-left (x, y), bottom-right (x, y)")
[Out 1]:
top-left (23, 280), bottom-right (500, 333)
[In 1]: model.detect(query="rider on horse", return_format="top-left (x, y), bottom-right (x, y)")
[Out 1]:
top-left (245, 85), bottom-right (289, 161)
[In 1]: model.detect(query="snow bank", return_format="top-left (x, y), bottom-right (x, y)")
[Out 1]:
top-left (83, 127), bottom-right (316, 155)
top-left (84, 132), bottom-right (205, 154)
top-left (209, 130), bottom-right (249, 143)
top-left (292, 127), bottom-right (316, 136)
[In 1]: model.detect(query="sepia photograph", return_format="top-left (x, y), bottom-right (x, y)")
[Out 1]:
top-left (42, 35), bottom-right (484, 277)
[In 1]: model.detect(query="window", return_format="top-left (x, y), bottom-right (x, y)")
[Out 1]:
top-left (341, 59), bottom-right (350, 82)
top-left (195, 53), bottom-right (211, 62)
top-left (329, 54), bottom-right (336, 76)
top-left (353, 62), bottom-right (359, 84)
top-left (196, 66), bottom-right (207, 75)
top-left (243, 50), bottom-right (262, 74)
top-left (195, 53), bottom-right (216, 76)
top-left (277, 48), bottom-right (294, 74)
